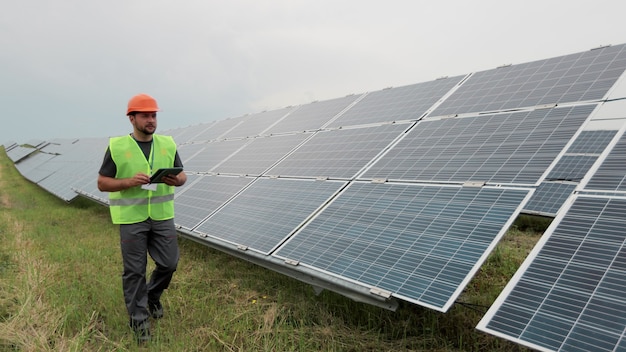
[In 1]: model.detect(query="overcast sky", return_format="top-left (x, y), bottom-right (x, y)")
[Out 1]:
top-left (1, 0), bottom-right (625, 145)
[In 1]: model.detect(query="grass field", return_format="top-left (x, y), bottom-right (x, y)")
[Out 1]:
top-left (0, 149), bottom-right (545, 351)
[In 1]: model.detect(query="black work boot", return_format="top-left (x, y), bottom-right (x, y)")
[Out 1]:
top-left (129, 319), bottom-right (151, 343)
top-left (148, 300), bottom-right (164, 319)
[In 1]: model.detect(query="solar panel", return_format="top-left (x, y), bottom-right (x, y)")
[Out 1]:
top-left (163, 122), bottom-right (216, 144)
top-left (194, 178), bottom-right (346, 254)
top-left (584, 131), bottom-right (626, 192)
top-left (264, 95), bottom-right (363, 134)
top-left (522, 128), bottom-right (618, 215)
top-left (430, 44), bottom-right (626, 117)
top-left (564, 129), bottom-right (618, 154)
top-left (14, 152), bottom-right (57, 183)
top-left (266, 123), bottom-right (410, 179)
top-left (2, 141), bottom-right (17, 150)
top-left (181, 139), bottom-right (250, 173)
top-left (522, 182), bottom-right (576, 216)
top-left (327, 76), bottom-right (465, 128)
top-left (361, 105), bottom-right (594, 185)
top-left (546, 129), bottom-right (618, 183)
top-left (478, 195), bottom-right (626, 352)
top-left (274, 182), bottom-right (531, 311)
top-left (185, 114), bottom-right (250, 142)
top-left (221, 107), bottom-right (295, 139)
top-left (176, 143), bottom-right (208, 169)
top-left (174, 175), bottom-right (255, 230)
top-left (39, 138), bottom-right (80, 155)
top-left (38, 138), bottom-right (109, 202)
top-left (6, 145), bottom-right (37, 162)
top-left (211, 133), bottom-right (311, 176)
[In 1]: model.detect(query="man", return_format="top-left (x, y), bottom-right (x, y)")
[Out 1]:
top-left (97, 93), bottom-right (187, 343)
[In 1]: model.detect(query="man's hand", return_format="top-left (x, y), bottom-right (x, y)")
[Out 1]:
top-left (162, 174), bottom-right (180, 187)
top-left (129, 173), bottom-right (151, 187)
top-left (98, 172), bottom-right (151, 192)
top-left (162, 171), bottom-right (187, 187)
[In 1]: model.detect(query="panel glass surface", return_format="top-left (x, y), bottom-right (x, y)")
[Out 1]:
top-left (523, 182), bottom-right (576, 216)
top-left (430, 44), bottom-right (626, 117)
top-left (546, 155), bottom-right (600, 181)
top-left (265, 95), bottom-right (362, 134)
top-left (266, 123), bottom-right (409, 179)
top-left (37, 137), bottom-right (109, 202)
top-left (221, 107), bottom-right (294, 139)
top-left (212, 133), bottom-right (310, 176)
top-left (182, 139), bottom-right (250, 173)
top-left (565, 130), bottom-right (617, 154)
top-left (274, 182), bottom-right (530, 311)
top-left (585, 132), bottom-right (626, 192)
top-left (163, 122), bottom-right (216, 144)
top-left (7, 146), bottom-right (37, 162)
top-left (194, 178), bottom-right (346, 254)
top-left (327, 76), bottom-right (465, 128)
top-left (185, 115), bottom-right (249, 142)
top-left (174, 175), bottom-right (254, 230)
top-left (546, 129), bottom-right (617, 181)
top-left (14, 152), bottom-right (55, 181)
top-left (362, 105), bottom-right (593, 184)
top-left (479, 196), bottom-right (626, 352)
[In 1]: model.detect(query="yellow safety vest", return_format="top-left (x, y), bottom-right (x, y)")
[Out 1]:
top-left (108, 134), bottom-right (177, 224)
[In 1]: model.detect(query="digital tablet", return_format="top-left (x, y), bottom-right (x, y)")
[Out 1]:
top-left (150, 167), bottom-right (183, 183)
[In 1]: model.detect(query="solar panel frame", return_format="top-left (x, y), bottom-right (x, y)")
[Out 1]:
top-left (361, 105), bottom-right (595, 185)
top-left (274, 181), bottom-right (532, 311)
top-left (14, 152), bottom-right (57, 183)
top-left (583, 129), bottom-right (626, 192)
top-left (264, 95), bottom-right (363, 134)
top-left (186, 114), bottom-right (250, 142)
top-left (211, 133), bottom-right (312, 176)
top-left (193, 178), bottom-right (347, 254)
top-left (326, 76), bottom-right (466, 128)
top-left (522, 182), bottom-right (576, 216)
top-left (265, 123), bottom-right (411, 179)
top-left (220, 107), bottom-right (295, 139)
top-left (430, 44), bottom-right (626, 117)
top-left (478, 194), bottom-right (626, 352)
top-left (181, 139), bottom-right (250, 173)
top-left (174, 175), bottom-right (256, 230)
top-left (36, 137), bottom-right (109, 202)
top-left (6, 145), bottom-right (37, 163)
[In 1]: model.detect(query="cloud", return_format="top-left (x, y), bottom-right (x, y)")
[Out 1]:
top-left (1, 0), bottom-right (625, 143)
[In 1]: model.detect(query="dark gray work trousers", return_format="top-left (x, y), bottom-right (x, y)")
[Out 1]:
top-left (120, 218), bottom-right (179, 324)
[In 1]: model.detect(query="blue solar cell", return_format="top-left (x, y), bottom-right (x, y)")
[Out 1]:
top-left (212, 133), bottom-right (311, 176)
top-left (430, 44), bottom-right (626, 116)
top-left (275, 182), bottom-right (530, 311)
top-left (266, 123), bottom-right (410, 179)
top-left (174, 175), bottom-right (255, 230)
top-left (478, 196), bottom-right (626, 352)
top-left (327, 76), bottom-right (465, 127)
top-left (523, 182), bottom-right (576, 216)
top-left (194, 178), bottom-right (346, 254)
top-left (181, 139), bottom-right (250, 173)
top-left (585, 131), bottom-right (626, 192)
top-left (362, 105), bottom-right (593, 184)
top-left (265, 95), bottom-right (363, 134)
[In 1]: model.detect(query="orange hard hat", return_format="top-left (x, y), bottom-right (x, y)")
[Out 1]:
top-left (127, 93), bottom-right (160, 115)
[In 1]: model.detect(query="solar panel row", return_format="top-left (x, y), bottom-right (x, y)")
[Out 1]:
top-left (478, 128), bottom-right (626, 352)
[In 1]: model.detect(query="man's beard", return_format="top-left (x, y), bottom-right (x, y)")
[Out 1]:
top-left (138, 125), bottom-right (156, 135)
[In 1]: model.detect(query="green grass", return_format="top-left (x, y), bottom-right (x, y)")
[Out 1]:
top-left (0, 149), bottom-right (540, 351)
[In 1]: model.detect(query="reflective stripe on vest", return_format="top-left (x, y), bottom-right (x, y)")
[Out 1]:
top-left (108, 193), bottom-right (175, 206)
top-left (108, 134), bottom-right (177, 224)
